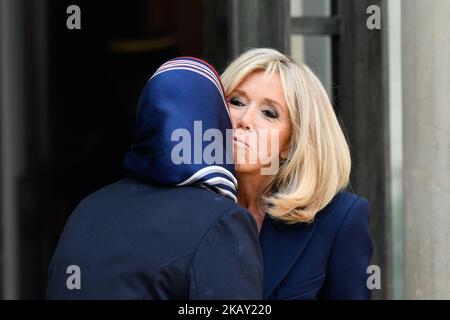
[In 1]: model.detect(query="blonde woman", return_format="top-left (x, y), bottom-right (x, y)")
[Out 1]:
top-left (222, 48), bottom-right (373, 300)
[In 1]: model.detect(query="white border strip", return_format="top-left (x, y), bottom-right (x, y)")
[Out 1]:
top-left (388, 0), bottom-right (404, 300)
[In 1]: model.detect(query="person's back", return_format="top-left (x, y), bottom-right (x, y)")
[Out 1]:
top-left (47, 177), bottom-right (262, 299)
top-left (47, 57), bottom-right (263, 299)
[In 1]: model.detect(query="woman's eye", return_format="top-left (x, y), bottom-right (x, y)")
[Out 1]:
top-left (262, 109), bottom-right (279, 119)
top-left (228, 98), bottom-right (245, 107)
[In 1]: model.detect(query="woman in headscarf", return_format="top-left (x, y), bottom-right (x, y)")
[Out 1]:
top-left (47, 57), bottom-right (263, 299)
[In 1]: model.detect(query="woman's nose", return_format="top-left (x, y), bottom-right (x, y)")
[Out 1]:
top-left (236, 108), bottom-right (254, 130)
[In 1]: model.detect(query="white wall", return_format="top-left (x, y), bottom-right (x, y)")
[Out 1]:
top-left (402, 0), bottom-right (450, 299)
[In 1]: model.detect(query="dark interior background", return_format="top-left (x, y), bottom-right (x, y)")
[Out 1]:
top-left (49, 0), bottom-right (203, 228)
top-left (21, 0), bottom-right (204, 298)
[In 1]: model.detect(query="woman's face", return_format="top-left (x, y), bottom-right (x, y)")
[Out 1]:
top-left (227, 70), bottom-right (292, 175)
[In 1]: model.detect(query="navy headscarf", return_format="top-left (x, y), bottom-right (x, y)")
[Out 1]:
top-left (124, 57), bottom-right (237, 202)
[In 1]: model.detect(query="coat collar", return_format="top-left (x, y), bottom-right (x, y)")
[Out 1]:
top-left (258, 192), bottom-right (343, 299)
top-left (259, 216), bottom-right (317, 299)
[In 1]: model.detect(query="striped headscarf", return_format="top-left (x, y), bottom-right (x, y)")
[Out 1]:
top-left (124, 57), bottom-right (237, 202)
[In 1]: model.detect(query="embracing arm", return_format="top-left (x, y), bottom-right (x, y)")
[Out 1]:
top-left (320, 197), bottom-right (374, 299)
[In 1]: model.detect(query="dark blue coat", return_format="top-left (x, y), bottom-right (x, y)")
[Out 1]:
top-left (260, 191), bottom-right (373, 300)
top-left (47, 178), bottom-right (263, 299)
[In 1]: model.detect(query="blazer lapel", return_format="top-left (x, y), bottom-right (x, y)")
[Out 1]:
top-left (259, 216), bottom-right (318, 299)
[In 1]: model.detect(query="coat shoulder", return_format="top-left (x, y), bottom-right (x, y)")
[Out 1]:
top-left (315, 191), bottom-right (370, 228)
top-left (78, 178), bottom-right (243, 218)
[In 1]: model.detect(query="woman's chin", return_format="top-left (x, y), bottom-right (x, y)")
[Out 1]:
top-left (234, 162), bottom-right (262, 174)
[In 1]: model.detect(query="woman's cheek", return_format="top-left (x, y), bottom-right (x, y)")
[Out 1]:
top-left (256, 126), bottom-right (277, 160)
top-left (228, 108), bottom-right (241, 128)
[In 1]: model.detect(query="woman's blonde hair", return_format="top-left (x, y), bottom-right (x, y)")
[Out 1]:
top-left (222, 48), bottom-right (351, 224)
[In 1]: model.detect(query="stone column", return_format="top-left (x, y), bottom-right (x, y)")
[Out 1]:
top-left (402, 0), bottom-right (450, 299)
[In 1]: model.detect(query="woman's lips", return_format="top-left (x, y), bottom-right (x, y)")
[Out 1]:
top-left (233, 136), bottom-right (250, 148)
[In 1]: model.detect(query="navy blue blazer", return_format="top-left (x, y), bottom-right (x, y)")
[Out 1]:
top-left (259, 191), bottom-right (373, 300)
top-left (47, 178), bottom-right (263, 299)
